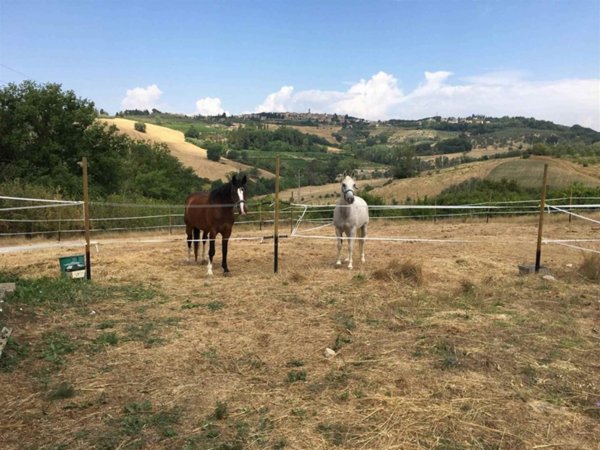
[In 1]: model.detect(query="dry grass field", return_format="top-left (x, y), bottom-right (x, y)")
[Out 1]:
top-left (279, 159), bottom-right (504, 204)
top-left (1, 214), bottom-right (599, 449)
top-left (280, 156), bottom-right (600, 205)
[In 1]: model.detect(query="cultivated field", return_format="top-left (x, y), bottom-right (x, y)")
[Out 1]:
top-left (1, 214), bottom-right (599, 449)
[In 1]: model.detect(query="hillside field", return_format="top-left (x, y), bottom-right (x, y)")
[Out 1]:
top-left (1, 214), bottom-right (599, 449)
top-left (279, 156), bottom-right (600, 204)
top-left (101, 118), bottom-right (274, 180)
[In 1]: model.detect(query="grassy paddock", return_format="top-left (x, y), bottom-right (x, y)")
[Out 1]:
top-left (0, 217), bottom-right (599, 449)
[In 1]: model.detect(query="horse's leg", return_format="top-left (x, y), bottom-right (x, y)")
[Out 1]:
top-left (335, 227), bottom-right (343, 266)
top-left (347, 227), bottom-right (357, 269)
top-left (186, 225), bottom-right (193, 262)
top-left (359, 223), bottom-right (367, 263)
top-left (201, 230), bottom-right (208, 264)
top-left (193, 227), bottom-right (200, 262)
top-left (221, 230), bottom-right (231, 274)
top-left (207, 232), bottom-right (216, 276)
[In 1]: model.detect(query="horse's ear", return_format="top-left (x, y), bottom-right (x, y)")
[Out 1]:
top-left (241, 174), bottom-right (247, 185)
top-left (231, 174), bottom-right (237, 184)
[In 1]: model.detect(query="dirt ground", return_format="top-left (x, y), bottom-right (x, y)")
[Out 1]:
top-left (1, 215), bottom-right (599, 449)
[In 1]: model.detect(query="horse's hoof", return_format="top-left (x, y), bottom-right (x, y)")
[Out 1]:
top-left (335, 261), bottom-right (342, 266)
top-left (223, 271), bottom-right (231, 277)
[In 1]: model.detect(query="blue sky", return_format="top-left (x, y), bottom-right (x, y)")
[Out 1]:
top-left (1, 0), bottom-right (599, 129)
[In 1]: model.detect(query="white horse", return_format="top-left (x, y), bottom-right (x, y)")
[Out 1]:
top-left (333, 175), bottom-right (369, 269)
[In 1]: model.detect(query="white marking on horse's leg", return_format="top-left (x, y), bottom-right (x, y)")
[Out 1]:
top-left (201, 241), bottom-right (206, 263)
top-left (207, 260), bottom-right (213, 276)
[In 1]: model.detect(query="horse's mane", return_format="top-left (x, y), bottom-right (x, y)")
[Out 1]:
top-left (209, 181), bottom-right (233, 205)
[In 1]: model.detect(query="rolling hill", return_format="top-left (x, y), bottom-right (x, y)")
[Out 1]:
top-left (101, 118), bottom-right (274, 181)
top-left (279, 156), bottom-right (600, 204)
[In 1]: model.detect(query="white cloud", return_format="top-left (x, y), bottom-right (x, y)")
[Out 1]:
top-left (196, 97), bottom-right (228, 116)
top-left (255, 86), bottom-right (295, 112)
top-left (121, 84), bottom-right (163, 110)
top-left (253, 71), bottom-right (600, 130)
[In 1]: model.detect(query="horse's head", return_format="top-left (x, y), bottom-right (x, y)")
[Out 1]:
top-left (341, 175), bottom-right (357, 204)
top-left (231, 174), bottom-right (248, 215)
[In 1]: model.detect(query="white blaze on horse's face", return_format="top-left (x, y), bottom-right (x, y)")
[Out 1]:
top-left (341, 176), bottom-right (357, 204)
top-left (237, 187), bottom-right (246, 215)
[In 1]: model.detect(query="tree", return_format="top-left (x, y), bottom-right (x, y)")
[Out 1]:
top-left (206, 143), bottom-right (223, 161)
top-left (0, 81), bottom-right (208, 201)
top-left (392, 145), bottom-right (420, 179)
top-left (0, 81), bottom-right (96, 187)
top-left (185, 125), bottom-right (200, 139)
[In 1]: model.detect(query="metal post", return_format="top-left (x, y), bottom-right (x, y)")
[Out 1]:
top-left (274, 154), bottom-right (280, 273)
top-left (535, 163), bottom-right (549, 273)
top-left (568, 185), bottom-right (573, 225)
top-left (58, 208), bottom-right (62, 242)
top-left (80, 157), bottom-right (92, 280)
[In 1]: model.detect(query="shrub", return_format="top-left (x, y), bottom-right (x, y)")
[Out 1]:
top-left (206, 143), bottom-right (223, 162)
top-left (134, 122), bottom-right (146, 133)
top-left (184, 125), bottom-right (200, 139)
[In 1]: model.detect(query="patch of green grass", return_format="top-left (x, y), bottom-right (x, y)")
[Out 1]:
top-left (352, 273), bottom-right (367, 282)
top-left (202, 347), bottom-right (218, 361)
top-left (434, 437), bottom-right (465, 450)
top-left (287, 370), bottom-right (307, 383)
top-left (212, 401), bottom-right (229, 420)
top-left (558, 337), bottom-right (583, 349)
top-left (0, 337), bottom-right (29, 372)
top-left (520, 364), bottom-right (539, 386)
top-left (96, 320), bottom-right (117, 329)
top-left (286, 359), bottom-right (304, 367)
top-left (316, 422), bottom-right (350, 446)
top-left (291, 408), bottom-right (307, 418)
top-left (48, 381), bottom-right (75, 400)
top-left (334, 313), bottom-right (356, 331)
top-left (205, 300), bottom-right (225, 311)
top-left (2, 275), bottom-right (159, 309)
top-left (95, 332), bottom-right (119, 347)
top-left (40, 331), bottom-right (76, 366)
top-left (333, 332), bottom-right (352, 351)
top-left (433, 340), bottom-right (461, 370)
top-left (124, 321), bottom-right (164, 347)
top-left (325, 368), bottom-right (349, 387)
top-left (181, 299), bottom-right (202, 309)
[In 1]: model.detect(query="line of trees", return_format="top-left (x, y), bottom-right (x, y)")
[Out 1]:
top-left (0, 81), bottom-right (209, 202)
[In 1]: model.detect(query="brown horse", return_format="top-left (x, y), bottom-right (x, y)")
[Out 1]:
top-left (184, 174), bottom-right (247, 275)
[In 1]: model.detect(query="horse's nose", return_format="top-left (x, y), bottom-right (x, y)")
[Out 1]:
top-left (346, 196), bottom-right (355, 204)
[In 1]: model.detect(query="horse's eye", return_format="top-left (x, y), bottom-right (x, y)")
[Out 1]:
top-left (342, 184), bottom-right (346, 188)
top-left (353, 184), bottom-right (356, 189)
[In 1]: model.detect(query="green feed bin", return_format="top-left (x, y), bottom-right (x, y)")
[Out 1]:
top-left (59, 255), bottom-right (86, 279)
